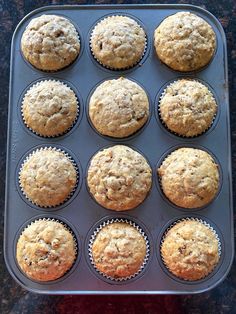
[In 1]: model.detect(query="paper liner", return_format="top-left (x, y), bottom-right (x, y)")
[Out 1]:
top-left (89, 15), bottom-right (147, 71)
top-left (21, 79), bottom-right (80, 138)
top-left (88, 218), bottom-right (150, 282)
top-left (16, 217), bottom-right (78, 281)
top-left (160, 217), bottom-right (221, 281)
top-left (19, 147), bottom-right (79, 208)
top-left (158, 79), bottom-right (217, 138)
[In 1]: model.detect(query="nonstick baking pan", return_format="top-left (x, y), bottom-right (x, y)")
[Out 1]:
top-left (4, 4), bottom-right (234, 294)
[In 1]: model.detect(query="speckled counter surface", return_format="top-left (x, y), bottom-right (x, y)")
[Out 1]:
top-left (0, 0), bottom-right (235, 313)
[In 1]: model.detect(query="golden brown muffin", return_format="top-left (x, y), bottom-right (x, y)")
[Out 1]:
top-left (158, 148), bottom-right (219, 208)
top-left (159, 79), bottom-right (217, 137)
top-left (87, 145), bottom-right (152, 211)
top-left (21, 15), bottom-right (80, 71)
top-left (91, 221), bottom-right (147, 279)
top-left (89, 77), bottom-right (149, 138)
top-left (19, 148), bottom-right (77, 207)
top-left (161, 219), bottom-right (220, 281)
top-left (16, 219), bottom-right (77, 281)
top-left (90, 16), bottom-right (146, 69)
top-left (154, 12), bottom-right (216, 71)
top-left (22, 80), bottom-right (78, 137)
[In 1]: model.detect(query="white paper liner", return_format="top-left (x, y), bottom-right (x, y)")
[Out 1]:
top-left (89, 15), bottom-right (147, 71)
top-left (19, 147), bottom-right (79, 208)
top-left (21, 79), bottom-right (80, 138)
top-left (158, 79), bottom-right (217, 138)
top-left (160, 217), bottom-right (221, 281)
top-left (88, 218), bottom-right (150, 282)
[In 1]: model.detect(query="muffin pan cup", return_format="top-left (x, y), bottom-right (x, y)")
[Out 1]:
top-left (4, 4), bottom-right (233, 294)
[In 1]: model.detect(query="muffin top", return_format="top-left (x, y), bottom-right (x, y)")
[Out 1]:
top-left (22, 80), bottom-right (78, 137)
top-left (89, 77), bottom-right (149, 138)
top-left (159, 79), bottom-right (217, 137)
top-left (161, 219), bottom-right (220, 281)
top-left (21, 14), bottom-right (80, 71)
top-left (19, 148), bottom-right (77, 207)
top-left (16, 220), bottom-right (76, 281)
top-left (87, 145), bottom-right (152, 211)
top-left (90, 16), bottom-right (146, 69)
top-left (154, 12), bottom-right (216, 71)
top-left (91, 222), bottom-right (147, 279)
top-left (158, 148), bottom-right (219, 208)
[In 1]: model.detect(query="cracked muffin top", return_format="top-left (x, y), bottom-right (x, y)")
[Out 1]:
top-left (19, 148), bottom-right (77, 207)
top-left (87, 145), bottom-right (152, 211)
top-left (161, 219), bottom-right (220, 281)
top-left (21, 14), bottom-right (80, 71)
top-left (16, 219), bottom-right (76, 281)
top-left (90, 16), bottom-right (146, 69)
top-left (22, 80), bottom-right (78, 137)
top-left (158, 148), bottom-right (219, 208)
top-left (154, 12), bottom-right (216, 71)
top-left (91, 222), bottom-right (147, 279)
top-left (89, 77), bottom-right (149, 138)
top-left (159, 79), bottom-right (217, 137)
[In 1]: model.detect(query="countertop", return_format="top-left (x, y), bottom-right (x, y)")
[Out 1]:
top-left (0, 0), bottom-right (235, 313)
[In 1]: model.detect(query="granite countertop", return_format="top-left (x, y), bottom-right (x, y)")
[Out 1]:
top-left (0, 0), bottom-right (235, 313)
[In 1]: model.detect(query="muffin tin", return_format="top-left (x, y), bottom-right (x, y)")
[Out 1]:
top-left (5, 4), bottom-right (233, 294)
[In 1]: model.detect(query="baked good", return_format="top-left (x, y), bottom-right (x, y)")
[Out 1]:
top-left (87, 145), bottom-right (152, 211)
top-left (90, 16), bottom-right (146, 69)
top-left (89, 77), bottom-right (149, 138)
top-left (19, 148), bottom-right (77, 207)
top-left (22, 80), bottom-right (78, 137)
top-left (16, 219), bottom-right (76, 281)
top-left (161, 219), bottom-right (220, 281)
top-left (21, 14), bottom-right (80, 71)
top-left (158, 148), bottom-right (219, 208)
top-left (159, 79), bottom-right (217, 137)
top-left (91, 221), bottom-right (147, 279)
top-left (154, 12), bottom-right (216, 71)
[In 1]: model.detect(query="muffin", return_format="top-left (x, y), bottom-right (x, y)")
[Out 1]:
top-left (87, 145), bottom-right (152, 211)
top-left (154, 12), bottom-right (216, 71)
top-left (16, 219), bottom-right (77, 281)
top-left (90, 16), bottom-right (146, 69)
top-left (159, 79), bottom-right (217, 137)
top-left (161, 219), bottom-right (220, 281)
top-left (19, 147), bottom-right (77, 207)
top-left (158, 148), bottom-right (219, 208)
top-left (22, 80), bottom-right (78, 137)
top-left (21, 15), bottom-right (80, 71)
top-left (89, 77), bottom-right (149, 138)
top-left (90, 221), bottom-right (148, 279)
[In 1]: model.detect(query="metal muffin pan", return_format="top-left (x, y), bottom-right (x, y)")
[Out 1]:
top-left (4, 4), bottom-right (233, 294)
